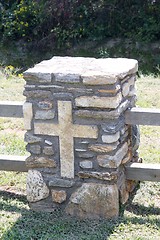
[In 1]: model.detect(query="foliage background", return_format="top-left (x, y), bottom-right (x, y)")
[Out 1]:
top-left (1, 1), bottom-right (160, 47)
top-left (0, 1), bottom-right (160, 73)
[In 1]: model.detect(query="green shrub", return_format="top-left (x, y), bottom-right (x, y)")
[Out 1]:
top-left (0, 1), bottom-right (160, 47)
top-left (0, 0), bottom-right (42, 41)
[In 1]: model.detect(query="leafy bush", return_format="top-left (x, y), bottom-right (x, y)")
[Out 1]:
top-left (0, 0), bottom-right (42, 41)
top-left (0, 0), bottom-right (160, 47)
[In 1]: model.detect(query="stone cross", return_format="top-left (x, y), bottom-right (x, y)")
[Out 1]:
top-left (34, 101), bottom-right (98, 178)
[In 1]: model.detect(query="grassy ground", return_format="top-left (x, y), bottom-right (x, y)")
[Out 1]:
top-left (0, 70), bottom-right (160, 240)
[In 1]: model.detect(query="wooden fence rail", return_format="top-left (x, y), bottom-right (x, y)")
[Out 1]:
top-left (0, 101), bottom-right (23, 118)
top-left (0, 102), bottom-right (160, 182)
top-left (0, 155), bottom-right (27, 172)
top-left (125, 107), bottom-right (160, 126)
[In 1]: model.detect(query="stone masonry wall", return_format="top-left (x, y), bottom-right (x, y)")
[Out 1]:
top-left (23, 57), bottom-right (139, 219)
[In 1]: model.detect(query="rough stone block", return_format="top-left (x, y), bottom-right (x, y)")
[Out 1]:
top-left (35, 110), bottom-right (55, 120)
top-left (102, 131), bottom-right (120, 143)
top-left (23, 71), bottom-right (52, 83)
top-left (65, 183), bottom-right (119, 219)
top-left (23, 102), bottom-right (33, 130)
top-left (122, 82), bottom-right (130, 97)
top-left (43, 146), bottom-right (55, 156)
top-left (26, 156), bottom-right (56, 168)
top-left (28, 144), bottom-right (41, 154)
top-left (51, 190), bottom-right (67, 203)
top-left (79, 160), bottom-right (93, 169)
top-left (97, 142), bottom-right (128, 168)
top-left (75, 93), bottom-right (122, 109)
top-left (26, 170), bottom-right (49, 202)
top-left (88, 142), bottom-right (119, 153)
top-left (23, 90), bottom-right (52, 99)
top-left (24, 132), bottom-right (42, 143)
top-left (37, 101), bottom-right (53, 110)
top-left (54, 73), bottom-right (80, 83)
top-left (78, 171), bottom-right (118, 181)
top-left (49, 178), bottom-right (74, 188)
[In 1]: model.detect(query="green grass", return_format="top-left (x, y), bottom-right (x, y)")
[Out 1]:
top-left (0, 70), bottom-right (160, 239)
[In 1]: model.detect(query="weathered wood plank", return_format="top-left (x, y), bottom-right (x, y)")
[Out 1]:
top-left (125, 107), bottom-right (160, 126)
top-left (0, 101), bottom-right (23, 118)
top-left (125, 163), bottom-right (160, 181)
top-left (0, 155), bottom-right (28, 172)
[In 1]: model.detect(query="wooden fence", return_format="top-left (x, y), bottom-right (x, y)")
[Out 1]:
top-left (0, 101), bottom-right (160, 181)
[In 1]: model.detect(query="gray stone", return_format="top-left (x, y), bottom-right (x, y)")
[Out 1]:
top-left (52, 92), bottom-right (73, 99)
top-left (28, 144), bottom-right (41, 154)
top-left (79, 160), bottom-right (93, 169)
top-left (24, 132), bottom-right (42, 143)
top-left (76, 152), bottom-right (94, 158)
top-left (67, 87), bottom-right (93, 93)
top-left (132, 125), bottom-right (140, 152)
top-left (75, 100), bottom-right (129, 120)
top-left (26, 156), bottom-right (56, 168)
top-left (45, 140), bottom-right (53, 146)
top-left (54, 73), bottom-right (80, 83)
top-left (37, 101), bottom-right (53, 110)
top-left (25, 84), bottom-right (36, 89)
top-left (102, 132), bottom-right (120, 144)
top-left (77, 171), bottom-right (118, 181)
top-left (102, 120), bottom-right (124, 134)
top-left (26, 170), bottom-right (49, 202)
top-left (23, 90), bottom-right (52, 99)
top-left (49, 178), bottom-right (74, 188)
top-left (88, 142), bottom-right (119, 153)
top-left (128, 87), bottom-right (136, 97)
top-left (65, 183), bottom-right (119, 219)
top-left (122, 82), bottom-right (130, 97)
top-left (97, 142), bottom-right (128, 168)
top-left (23, 71), bottom-right (52, 83)
top-left (35, 110), bottom-right (55, 120)
top-left (43, 146), bottom-right (54, 156)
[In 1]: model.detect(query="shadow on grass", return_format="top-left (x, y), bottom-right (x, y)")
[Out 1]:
top-left (0, 190), bottom-right (160, 240)
top-left (126, 203), bottom-right (160, 216)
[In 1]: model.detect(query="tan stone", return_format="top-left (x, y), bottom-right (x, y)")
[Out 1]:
top-left (24, 57), bottom-right (138, 85)
top-left (98, 85), bottom-right (120, 94)
top-left (97, 143), bottom-right (128, 168)
top-left (26, 156), bottom-right (56, 168)
top-left (23, 102), bottom-right (33, 130)
top-left (51, 190), bottom-right (67, 203)
top-left (122, 150), bottom-right (132, 164)
top-left (75, 100), bottom-right (130, 120)
top-left (34, 101), bottom-right (98, 178)
top-left (26, 170), bottom-right (49, 202)
top-left (122, 82), bottom-right (130, 97)
top-left (65, 183), bottom-right (119, 219)
top-left (88, 142), bottom-right (119, 153)
top-left (75, 93), bottom-right (122, 109)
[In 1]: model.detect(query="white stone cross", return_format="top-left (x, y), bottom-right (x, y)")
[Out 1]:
top-left (34, 101), bottom-right (98, 178)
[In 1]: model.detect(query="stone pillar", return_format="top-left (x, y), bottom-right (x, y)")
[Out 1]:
top-left (23, 57), bottom-right (139, 219)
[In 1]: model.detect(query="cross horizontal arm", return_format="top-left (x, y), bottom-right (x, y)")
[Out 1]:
top-left (34, 122), bottom-right (60, 136)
